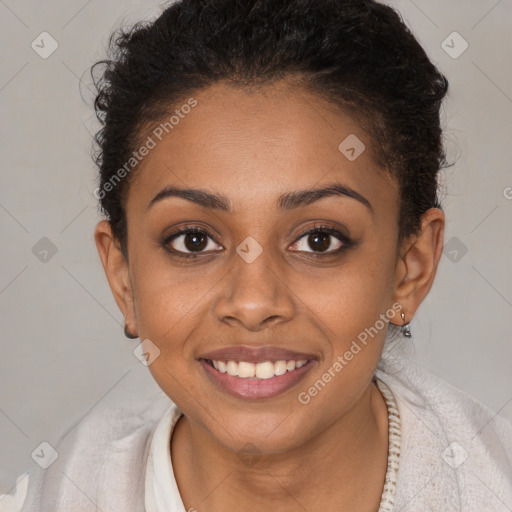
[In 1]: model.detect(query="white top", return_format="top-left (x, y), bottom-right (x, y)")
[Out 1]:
top-left (2, 351), bottom-right (512, 511)
top-left (144, 404), bottom-right (185, 511)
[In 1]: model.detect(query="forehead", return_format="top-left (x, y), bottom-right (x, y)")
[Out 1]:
top-left (127, 81), bottom-right (398, 216)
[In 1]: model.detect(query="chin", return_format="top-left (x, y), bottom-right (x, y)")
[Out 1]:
top-left (203, 406), bottom-right (315, 456)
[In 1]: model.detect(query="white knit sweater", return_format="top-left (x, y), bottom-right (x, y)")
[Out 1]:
top-left (2, 352), bottom-right (512, 511)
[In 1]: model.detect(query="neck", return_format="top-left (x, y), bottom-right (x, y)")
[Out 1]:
top-left (171, 379), bottom-right (389, 512)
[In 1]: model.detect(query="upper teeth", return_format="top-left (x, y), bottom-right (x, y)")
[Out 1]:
top-left (210, 359), bottom-right (307, 379)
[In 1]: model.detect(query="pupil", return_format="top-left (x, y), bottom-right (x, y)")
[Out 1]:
top-left (185, 232), bottom-right (207, 251)
top-left (309, 232), bottom-right (330, 252)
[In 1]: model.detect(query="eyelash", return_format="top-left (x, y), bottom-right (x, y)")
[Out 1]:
top-left (161, 224), bottom-right (353, 260)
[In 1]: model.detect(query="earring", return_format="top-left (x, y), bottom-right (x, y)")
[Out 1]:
top-left (401, 311), bottom-right (412, 338)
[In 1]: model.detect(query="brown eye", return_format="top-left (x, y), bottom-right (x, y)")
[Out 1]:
top-left (289, 225), bottom-right (352, 257)
top-left (164, 227), bottom-right (222, 256)
top-left (305, 232), bottom-right (334, 252)
top-left (182, 231), bottom-right (208, 251)
top-left (293, 231), bottom-right (342, 253)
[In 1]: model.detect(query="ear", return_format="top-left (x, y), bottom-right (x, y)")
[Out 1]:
top-left (391, 208), bottom-right (445, 324)
top-left (94, 220), bottom-right (138, 337)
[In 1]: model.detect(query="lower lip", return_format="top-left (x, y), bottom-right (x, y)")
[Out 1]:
top-left (199, 359), bottom-right (316, 400)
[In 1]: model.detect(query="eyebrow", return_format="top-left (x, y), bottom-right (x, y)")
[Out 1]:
top-left (147, 182), bottom-right (373, 214)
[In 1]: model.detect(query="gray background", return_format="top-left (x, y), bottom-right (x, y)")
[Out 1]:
top-left (1, 0), bottom-right (511, 493)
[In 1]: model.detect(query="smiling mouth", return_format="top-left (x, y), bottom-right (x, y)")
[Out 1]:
top-left (199, 357), bottom-right (316, 400)
top-left (202, 358), bottom-right (309, 379)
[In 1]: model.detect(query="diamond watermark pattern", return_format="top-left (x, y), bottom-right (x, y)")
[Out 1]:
top-left (443, 236), bottom-right (468, 263)
top-left (32, 237), bottom-right (58, 263)
top-left (236, 237), bottom-right (263, 263)
top-left (133, 338), bottom-right (161, 366)
top-left (441, 441), bottom-right (468, 468)
top-left (237, 442), bottom-right (263, 466)
top-left (31, 441), bottom-right (58, 469)
top-left (31, 32), bottom-right (59, 59)
top-left (338, 134), bottom-right (366, 161)
top-left (441, 31), bottom-right (468, 59)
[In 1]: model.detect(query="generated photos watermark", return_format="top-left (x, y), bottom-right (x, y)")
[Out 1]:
top-left (298, 302), bottom-right (402, 405)
top-left (93, 97), bottom-right (198, 201)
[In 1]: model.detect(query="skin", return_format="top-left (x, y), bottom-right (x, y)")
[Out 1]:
top-left (95, 80), bottom-right (444, 511)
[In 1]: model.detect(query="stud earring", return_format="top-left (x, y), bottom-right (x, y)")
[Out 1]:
top-left (401, 311), bottom-right (412, 338)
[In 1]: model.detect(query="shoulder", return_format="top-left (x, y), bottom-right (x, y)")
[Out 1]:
top-left (1, 376), bottom-right (175, 512)
top-left (376, 358), bottom-right (512, 511)
top-left (378, 357), bottom-right (512, 449)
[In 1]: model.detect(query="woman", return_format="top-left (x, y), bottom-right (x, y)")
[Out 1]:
top-left (3, 0), bottom-right (511, 510)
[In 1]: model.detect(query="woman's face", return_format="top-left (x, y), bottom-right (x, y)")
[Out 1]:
top-left (114, 81), bottom-right (404, 454)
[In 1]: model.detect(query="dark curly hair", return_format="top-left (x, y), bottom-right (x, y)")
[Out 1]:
top-left (91, 0), bottom-right (449, 258)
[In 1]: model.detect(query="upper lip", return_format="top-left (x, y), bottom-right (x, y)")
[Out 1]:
top-left (197, 345), bottom-right (317, 363)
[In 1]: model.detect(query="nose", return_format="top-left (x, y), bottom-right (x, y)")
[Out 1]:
top-left (213, 242), bottom-right (296, 331)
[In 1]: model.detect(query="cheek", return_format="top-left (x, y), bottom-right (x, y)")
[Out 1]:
top-left (131, 262), bottom-right (208, 347)
top-left (290, 248), bottom-right (396, 340)
top-left (130, 264), bottom-right (211, 400)
top-left (288, 262), bottom-right (396, 417)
